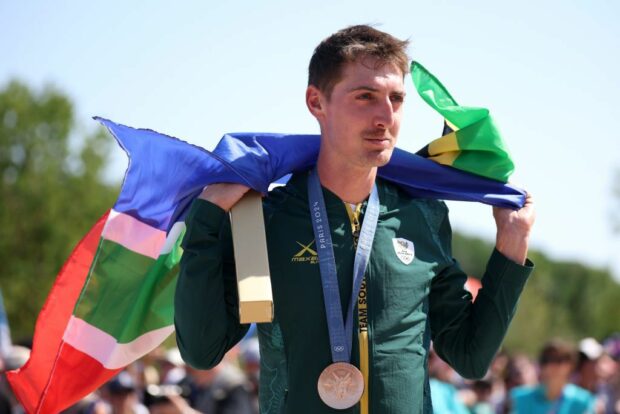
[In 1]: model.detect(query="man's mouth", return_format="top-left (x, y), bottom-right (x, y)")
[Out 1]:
top-left (364, 137), bottom-right (392, 149)
top-left (362, 129), bottom-right (391, 142)
top-left (364, 136), bottom-right (391, 143)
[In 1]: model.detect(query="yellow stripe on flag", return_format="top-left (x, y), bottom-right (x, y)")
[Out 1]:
top-left (430, 151), bottom-right (459, 166)
top-left (428, 131), bottom-right (459, 158)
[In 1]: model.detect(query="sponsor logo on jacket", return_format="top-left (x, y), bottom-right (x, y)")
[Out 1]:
top-left (291, 240), bottom-right (318, 264)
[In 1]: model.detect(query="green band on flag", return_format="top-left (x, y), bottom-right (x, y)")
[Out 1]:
top-left (74, 230), bottom-right (184, 343)
top-left (411, 61), bottom-right (515, 183)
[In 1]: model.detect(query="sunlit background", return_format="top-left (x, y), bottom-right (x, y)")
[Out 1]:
top-left (1, 2), bottom-right (620, 413)
top-left (3, 0), bottom-right (618, 278)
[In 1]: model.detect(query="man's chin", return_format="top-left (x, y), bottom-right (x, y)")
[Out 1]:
top-left (368, 149), bottom-right (394, 168)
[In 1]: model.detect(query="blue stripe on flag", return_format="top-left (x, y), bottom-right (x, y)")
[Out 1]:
top-left (96, 117), bottom-right (525, 233)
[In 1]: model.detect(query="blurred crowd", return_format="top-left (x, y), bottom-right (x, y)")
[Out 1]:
top-left (430, 335), bottom-right (620, 414)
top-left (1, 332), bottom-right (619, 414)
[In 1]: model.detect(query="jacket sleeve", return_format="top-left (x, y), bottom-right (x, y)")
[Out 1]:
top-left (429, 210), bottom-right (533, 379)
top-left (174, 198), bottom-right (249, 369)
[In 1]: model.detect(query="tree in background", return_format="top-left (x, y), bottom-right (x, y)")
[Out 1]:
top-left (1, 79), bottom-right (618, 356)
top-left (453, 231), bottom-right (620, 355)
top-left (613, 168), bottom-right (620, 234)
top-left (0, 80), bottom-right (118, 342)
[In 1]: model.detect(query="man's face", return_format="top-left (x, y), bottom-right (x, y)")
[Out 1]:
top-left (539, 357), bottom-right (573, 384)
top-left (307, 57), bottom-right (406, 170)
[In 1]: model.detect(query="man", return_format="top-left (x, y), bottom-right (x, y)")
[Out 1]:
top-left (174, 25), bottom-right (535, 413)
top-left (428, 348), bottom-right (470, 414)
top-left (510, 340), bottom-right (595, 413)
top-left (180, 360), bottom-right (256, 414)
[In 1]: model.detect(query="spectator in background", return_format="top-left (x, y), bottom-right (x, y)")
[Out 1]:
top-left (0, 345), bottom-right (30, 414)
top-left (100, 371), bottom-right (149, 414)
top-left (601, 335), bottom-right (620, 414)
top-left (575, 337), bottom-right (613, 413)
top-left (61, 393), bottom-right (109, 414)
top-left (181, 358), bottom-right (255, 414)
top-left (144, 384), bottom-right (198, 414)
top-left (510, 339), bottom-right (595, 414)
top-left (470, 379), bottom-right (494, 414)
top-left (159, 348), bottom-right (187, 385)
top-left (504, 354), bottom-right (538, 392)
top-left (238, 337), bottom-right (260, 413)
top-left (428, 348), bottom-right (469, 414)
top-left (486, 350), bottom-right (510, 412)
top-left (576, 338), bottom-right (605, 393)
top-left (496, 353), bottom-right (538, 413)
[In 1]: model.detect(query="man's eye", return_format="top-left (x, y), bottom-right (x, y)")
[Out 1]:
top-left (357, 93), bottom-right (373, 100)
top-left (391, 94), bottom-right (405, 103)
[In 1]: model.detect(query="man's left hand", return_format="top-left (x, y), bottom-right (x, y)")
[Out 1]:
top-left (493, 193), bottom-right (536, 265)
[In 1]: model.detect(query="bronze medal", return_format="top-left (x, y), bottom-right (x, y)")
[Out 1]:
top-left (317, 362), bottom-right (364, 410)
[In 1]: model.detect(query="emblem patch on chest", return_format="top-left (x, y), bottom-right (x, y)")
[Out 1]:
top-left (392, 238), bottom-right (414, 265)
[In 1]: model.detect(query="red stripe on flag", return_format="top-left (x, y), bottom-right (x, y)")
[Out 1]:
top-left (36, 342), bottom-right (120, 414)
top-left (6, 212), bottom-right (110, 414)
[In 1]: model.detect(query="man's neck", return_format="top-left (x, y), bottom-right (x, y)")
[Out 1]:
top-left (316, 154), bottom-right (377, 204)
top-left (544, 380), bottom-right (566, 401)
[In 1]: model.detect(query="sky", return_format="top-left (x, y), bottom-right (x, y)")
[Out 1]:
top-left (1, 0), bottom-right (619, 278)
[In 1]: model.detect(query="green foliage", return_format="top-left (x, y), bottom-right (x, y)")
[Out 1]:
top-left (453, 232), bottom-right (620, 355)
top-left (0, 79), bottom-right (617, 357)
top-left (613, 168), bottom-right (620, 234)
top-left (0, 80), bottom-right (118, 341)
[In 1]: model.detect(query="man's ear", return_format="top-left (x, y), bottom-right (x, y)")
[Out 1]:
top-left (306, 85), bottom-right (325, 120)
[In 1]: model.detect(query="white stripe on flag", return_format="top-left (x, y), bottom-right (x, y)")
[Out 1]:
top-left (63, 316), bottom-right (174, 369)
top-left (161, 221), bottom-right (186, 255)
top-left (102, 210), bottom-right (167, 259)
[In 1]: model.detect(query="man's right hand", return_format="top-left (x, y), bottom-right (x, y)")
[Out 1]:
top-left (198, 183), bottom-right (251, 212)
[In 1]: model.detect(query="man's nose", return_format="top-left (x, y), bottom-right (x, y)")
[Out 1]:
top-left (373, 99), bottom-right (396, 129)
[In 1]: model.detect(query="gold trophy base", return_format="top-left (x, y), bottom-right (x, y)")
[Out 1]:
top-left (230, 190), bottom-right (274, 324)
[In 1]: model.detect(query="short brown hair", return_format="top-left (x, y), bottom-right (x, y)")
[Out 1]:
top-left (308, 25), bottom-right (409, 98)
top-left (539, 339), bottom-right (578, 366)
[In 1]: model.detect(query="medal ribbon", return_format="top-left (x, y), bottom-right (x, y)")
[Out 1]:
top-left (308, 168), bottom-right (380, 362)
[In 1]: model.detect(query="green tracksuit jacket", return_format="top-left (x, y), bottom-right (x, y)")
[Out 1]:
top-left (174, 172), bottom-right (533, 414)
